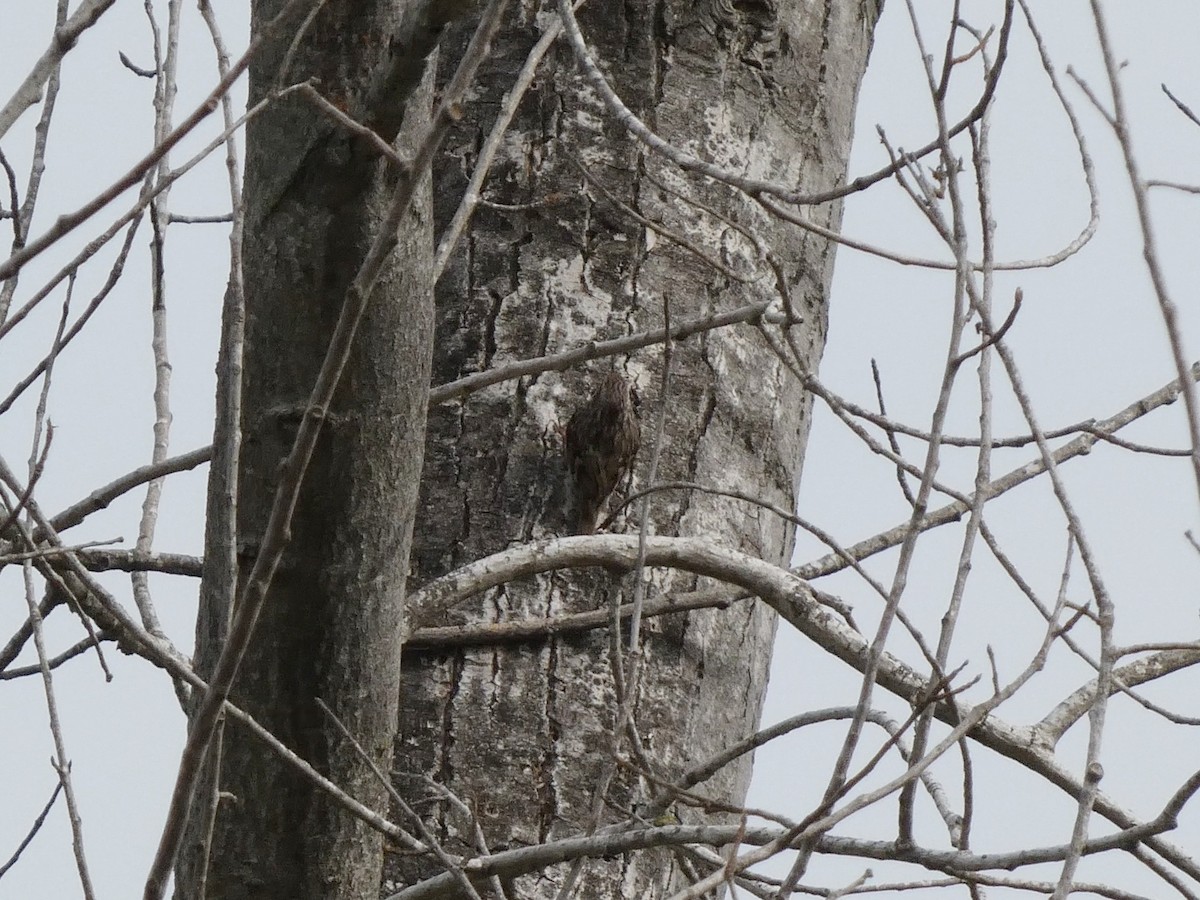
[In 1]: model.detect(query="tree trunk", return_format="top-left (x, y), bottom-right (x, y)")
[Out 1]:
top-left (389, 2), bottom-right (874, 897)
top-left (178, 2), bottom-right (440, 898)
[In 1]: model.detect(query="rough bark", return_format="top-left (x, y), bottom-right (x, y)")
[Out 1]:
top-left (388, 2), bottom-right (874, 897)
top-left (177, 2), bottom-right (440, 898)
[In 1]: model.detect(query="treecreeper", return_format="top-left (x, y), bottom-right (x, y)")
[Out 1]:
top-left (562, 370), bottom-right (641, 534)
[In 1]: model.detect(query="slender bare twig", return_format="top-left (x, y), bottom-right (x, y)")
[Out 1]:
top-left (0, 781), bottom-right (63, 878)
top-left (1053, 541), bottom-right (1109, 899)
top-left (0, 217), bottom-right (144, 416)
top-left (0, 1), bottom-right (70, 324)
top-left (566, 152), bottom-right (762, 284)
top-left (19, 559), bottom-right (96, 898)
top-left (433, 8), bottom-right (577, 279)
top-left (191, 0), bottom-right (248, 884)
top-left (0, 148), bottom-right (19, 241)
top-left (316, 700), bottom-right (483, 900)
top-left (628, 297), bottom-right (671, 652)
top-left (43, 446), bottom-right (210, 536)
top-left (981, 515), bottom-right (1200, 736)
top-left (119, 50), bottom-right (157, 78)
top-left (423, 779), bottom-right (510, 900)
top-left (0, 77), bottom-right (295, 343)
top-left (870, 359), bottom-right (918, 506)
top-left (902, 64), bottom-right (1000, 849)
top-left (799, 362), bottom-right (1200, 580)
top-left (1162, 83), bottom-right (1200, 128)
top-left (0, 633), bottom-right (101, 680)
top-left (1038, 646), bottom-right (1200, 743)
top-left (0, 590), bottom-right (56, 673)
top-left (0, 427), bottom-right (52, 540)
top-left (296, 82), bottom-right (405, 165)
top-left (0, 537), bottom-right (122, 565)
top-left (128, 0), bottom-right (183, 647)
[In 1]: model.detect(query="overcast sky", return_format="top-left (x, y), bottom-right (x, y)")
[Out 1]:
top-left (2, 2), bottom-right (1199, 897)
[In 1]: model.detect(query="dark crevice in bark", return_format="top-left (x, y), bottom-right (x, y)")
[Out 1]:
top-left (510, 231), bottom-right (532, 295)
top-left (818, 0), bottom-right (834, 89)
top-left (483, 288), bottom-right (502, 369)
top-left (539, 637), bottom-right (562, 841)
top-left (437, 648), bottom-right (465, 784)
top-left (653, 2), bottom-right (671, 105)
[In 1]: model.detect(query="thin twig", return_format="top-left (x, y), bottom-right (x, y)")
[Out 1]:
top-left (1086, 0), bottom-right (1200, 506)
top-left (552, 0), bottom-right (1013, 210)
top-left (0, 0), bottom-right (71, 324)
top-left (19, 562), bottom-right (96, 899)
top-left (316, 700), bottom-right (483, 900)
top-left (0, 781), bottom-right (63, 878)
top-left (129, 0), bottom-right (184, 648)
top-left (433, 6), bottom-right (578, 278)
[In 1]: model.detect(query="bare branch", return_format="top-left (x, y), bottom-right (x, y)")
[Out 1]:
top-left (430, 301), bottom-right (769, 405)
top-left (799, 363), bottom-right (1200, 580)
top-left (0, 0), bottom-right (118, 140)
top-left (44, 446), bottom-right (210, 536)
top-left (0, 781), bottom-right (63, 878)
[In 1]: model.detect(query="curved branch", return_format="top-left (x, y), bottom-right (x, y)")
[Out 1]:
top-left (384, 814), bottom-right (1178, 900)
top-left (1036, 648), bottom-right (1200, 745)
top-left (407, 533), bottom-right (1200, 883)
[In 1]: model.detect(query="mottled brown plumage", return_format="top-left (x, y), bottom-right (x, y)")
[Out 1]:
top-left (563, 371), bottom-right (641, 534)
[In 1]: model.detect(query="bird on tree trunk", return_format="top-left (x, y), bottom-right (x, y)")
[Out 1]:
top-left (563, 370), bottom-right (641, 534)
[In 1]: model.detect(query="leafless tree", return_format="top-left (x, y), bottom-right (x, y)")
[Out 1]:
top-left (2, 2), bottom-right (1199, 900)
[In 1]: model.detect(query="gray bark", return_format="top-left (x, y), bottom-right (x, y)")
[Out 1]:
top-left (178, 2), bottom-right (440, 898)
top-left (388, 2), bottom-right (874, 897)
